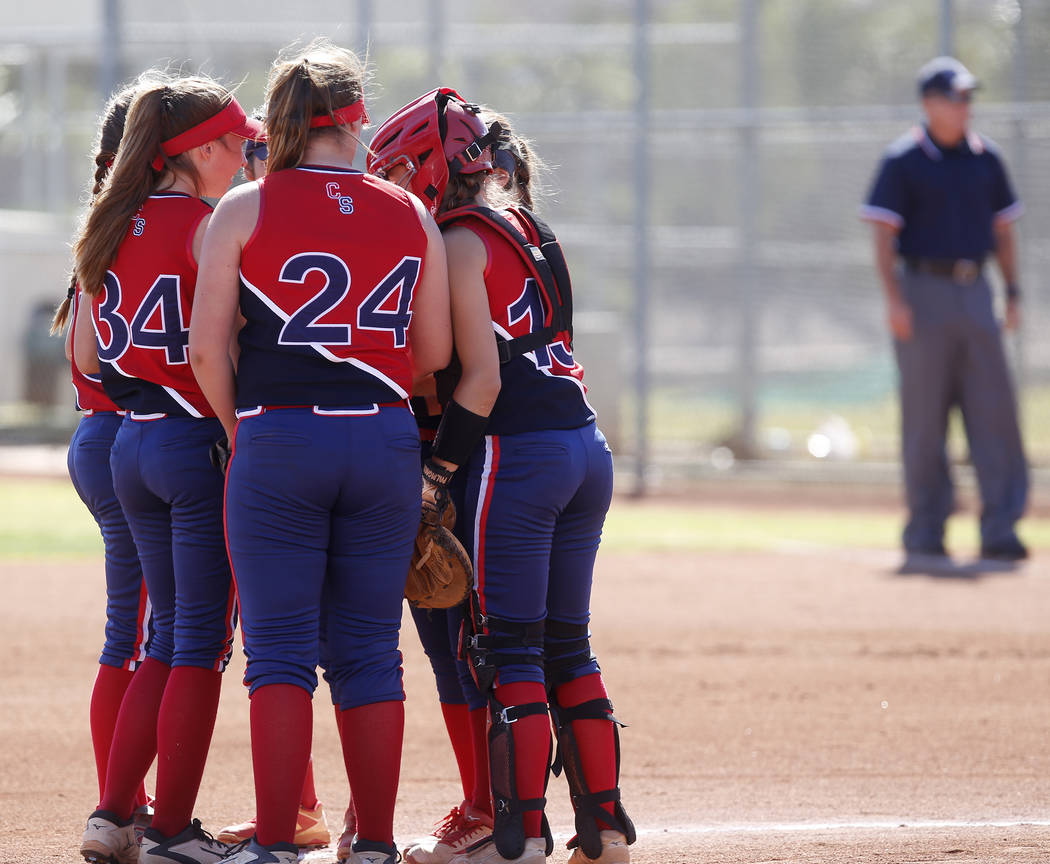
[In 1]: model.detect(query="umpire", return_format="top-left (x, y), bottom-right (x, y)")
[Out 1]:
top-left (861, 56), bottom-right (1028, 563)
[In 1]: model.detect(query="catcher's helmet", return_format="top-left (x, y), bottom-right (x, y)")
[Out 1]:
top-left (367, 87), bottom-right (501, 214)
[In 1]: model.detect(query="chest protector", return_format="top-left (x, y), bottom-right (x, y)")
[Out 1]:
top-left (438, 205), bottom-right (574, 363)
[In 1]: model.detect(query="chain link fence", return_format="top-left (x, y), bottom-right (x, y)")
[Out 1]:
top-left (2, 0), bottom-right (1049, 488)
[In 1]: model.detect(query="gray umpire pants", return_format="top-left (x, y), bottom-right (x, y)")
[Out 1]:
top-left (894, 268), bottom-right (1028, 551)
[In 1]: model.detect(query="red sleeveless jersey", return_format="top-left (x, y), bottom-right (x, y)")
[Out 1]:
top-left (236, 166), bottom-right (427, 408)
top-left (70, 285), bottom-right (120, 413)
top-left (459, 210), bottom-right (593, 434)
top-left (91, 193), bottom-right (213, 417)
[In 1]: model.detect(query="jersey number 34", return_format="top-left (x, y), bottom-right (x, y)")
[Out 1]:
top-left (96, 271), bottom-right (188, 365)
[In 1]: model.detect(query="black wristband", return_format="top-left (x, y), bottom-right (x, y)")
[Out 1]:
top-left (433, 399), bottom-right (490, 468)
top-left (1006, 283), bottom-right (1021, 301)
top-left (422, 457), bottom-right (454, 487)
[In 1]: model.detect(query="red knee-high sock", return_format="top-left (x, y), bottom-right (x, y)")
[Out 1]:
top-left (300, 756), bottom-right (319, 811)
top-left (90, 665), bottom-right (135, 806)
top-left (149, 667), bottom-right (222, 837)
top-left (339, 701), bottom-right (404, 846)
top-left (440, 702), bottom-right (474, 802)
top-left (100, 658), bottom-right (169, 820)
top-left (493, 682), bottom-right (550, 838)
top-left (468, 706), bottom-right (492, 816)
top-left (555, 673), bottom-right (617, 830)
top-left (334, 705), bottom-right (356, 834)
top-left (249, 684), bottom-right (312, 845)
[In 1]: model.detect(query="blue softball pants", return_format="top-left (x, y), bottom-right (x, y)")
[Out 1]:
top-left (225, 406), bottom-right (420, 709)
top-left (464, 422), bottom-right (614, 685)
top-left (109, 416), bottom-right (236, 671)
top-left (67, 412), bottom-right (151, 669)
top-left (409, 604), bottom-right (485, 709)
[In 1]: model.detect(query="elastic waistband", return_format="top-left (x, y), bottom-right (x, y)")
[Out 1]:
top-left (903, 257), bottom-right (984, 284)
top-left (236, 401), bottom-right (407, 419)
top-left (81, 409), bottom-right (126, 418)
top-left (125, 411), bottom-right (217, 422)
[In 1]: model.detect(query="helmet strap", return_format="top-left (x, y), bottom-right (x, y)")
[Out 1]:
top-left (450, 120), bottom-right (505, 176)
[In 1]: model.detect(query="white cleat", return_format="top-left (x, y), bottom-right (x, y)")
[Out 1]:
top-left (567, 831), bottom-right (630, 864)
top-left (344, 838), bottom-right (399, 864)
top-left (405, 802), bottom-right (494, 864)
top-left (81, 809), bottom-right (140, 864)
top-left (447, 835), bottom-right (546, 863)
top-left (216, 839), bottom-right (300, 864)
top-left (139, 819), bottom-right (243, 863)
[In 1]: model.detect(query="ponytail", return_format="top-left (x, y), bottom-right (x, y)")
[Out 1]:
top-left (73, 74), bottom-right (229, 298)
top-left (49, 276), bottom-right (77, 335)
top-left (512, 136), bottom-right (537, 211)
top-left (265, 60), bottom-right (316, 173)
top-left (266, 39), bottom-right (367, 174)
top-left (52, 84), bottom-right (136, 333)
top-left (73, 85), bottom-right (168, 298)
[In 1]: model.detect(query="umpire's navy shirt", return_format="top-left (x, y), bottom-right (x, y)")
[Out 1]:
top-left (861, 126), bottom-right (1022, 259)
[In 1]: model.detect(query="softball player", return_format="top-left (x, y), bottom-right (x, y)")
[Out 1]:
top-left (53, 82), bottom-right (153, 831)
top-left (188, 40), bottom-right (451, 864)
top-left (213, 123), bottom-right (336, 856)
top-left (369, 90), bottom-right (635, 864)
top-left (242, 134), bottom-right (267, 181)
top-left (397, 113), bottom-right (542, 864)
top-left (74, 73), bottom-right (261, 864)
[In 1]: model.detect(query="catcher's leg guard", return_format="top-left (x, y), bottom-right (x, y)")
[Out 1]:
top-left (545, 619), bottom-right (636, 860)
top-left (460, 594), bottom-right (554, 858)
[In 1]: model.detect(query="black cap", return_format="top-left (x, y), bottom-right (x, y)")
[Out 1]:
top-left (918, 56), bottom-right (979, 98)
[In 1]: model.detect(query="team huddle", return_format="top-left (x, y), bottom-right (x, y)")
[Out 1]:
top-left (58, 39), bottom-right (634, 864)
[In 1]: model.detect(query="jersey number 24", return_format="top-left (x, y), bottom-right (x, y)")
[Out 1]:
top-left (277, 252), bottom-right (420, 349)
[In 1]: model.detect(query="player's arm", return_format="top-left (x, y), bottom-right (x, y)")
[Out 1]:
top-left (871, 221), bottom-right (912, 342)
top-left (408, 199), bottom-right (453, 377)
top-left (73, 287), bottom-right (100, 374)
top-left (417, 225), bottom-right (501, 522)
top-left (993, 218), bottom-right (1021, 331)
top-left (443, 225), bottom-right (501, 429)
top-left (189, 183), bottom-right (259, 441)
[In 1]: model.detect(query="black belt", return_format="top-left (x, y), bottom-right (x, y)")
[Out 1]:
top-left (904, 257), bottom-right (984, 284)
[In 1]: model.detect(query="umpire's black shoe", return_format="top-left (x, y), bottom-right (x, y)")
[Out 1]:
top-left (898, 545), bottom-right (950, 574)
top-left (980, 537), bottom-right (1029, 561)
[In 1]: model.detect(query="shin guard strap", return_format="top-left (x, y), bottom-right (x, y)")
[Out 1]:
top-left (495, 701), bottom-right (548, 725)
top-left (556, 697), bottom-right (625, 726)
top-left (488, 697), bottom-right (550, 860)
top-left (551, 698), bottom-right (624, 777)
top-left (567, 788), bottom-right (637, 856)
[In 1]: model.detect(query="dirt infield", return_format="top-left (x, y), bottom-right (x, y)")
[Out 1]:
top-left (2, 542), bottom-right (1048, 863)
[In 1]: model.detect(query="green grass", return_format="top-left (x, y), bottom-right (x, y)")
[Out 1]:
top-left (2, 477), bottom-right (1046, 560)
top-left (627, 380), bottom-right (1050, 466)
top-left (603, 501), bottom-right (1050, 552)
top-left (0, 477), bottom-right (104, 559)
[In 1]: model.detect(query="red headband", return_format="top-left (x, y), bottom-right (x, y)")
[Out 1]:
top-left (152, 98), bottom-right (262, 170)
top-left (310, 101), bottom-right (368, 128)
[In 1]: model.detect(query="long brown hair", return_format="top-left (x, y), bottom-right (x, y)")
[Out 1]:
top-left (265, 39), bottom-right (367, 174)
top-left (50, 84), bottom-right (138, 334)
top-left (73, 73), bottom-right (235, 298)
top-left (441, 172), bottom-right (490, 214)
top-left (479, 110), bottom-right (544, 211)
